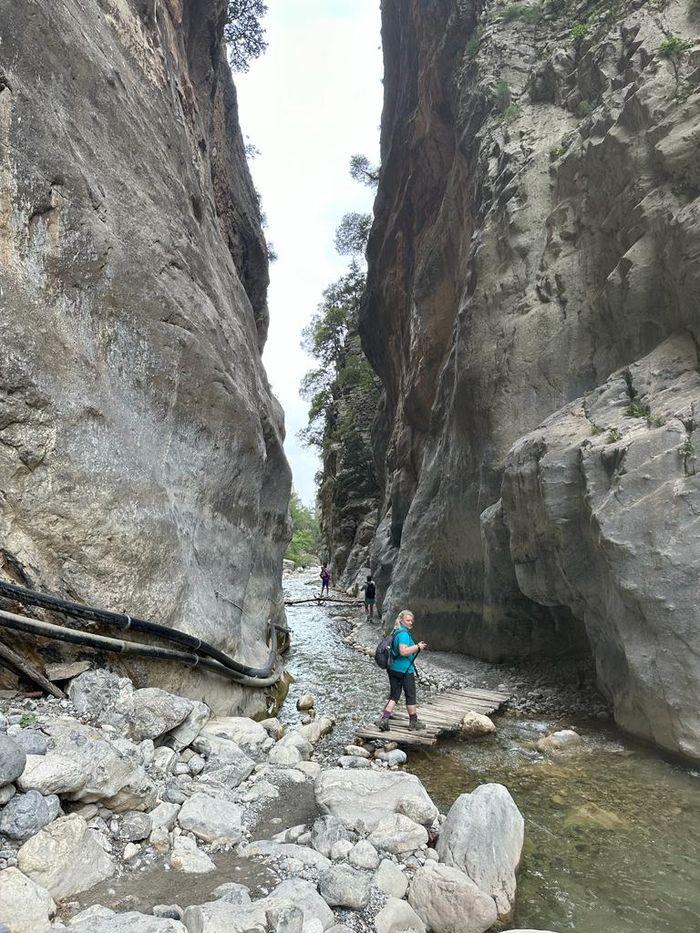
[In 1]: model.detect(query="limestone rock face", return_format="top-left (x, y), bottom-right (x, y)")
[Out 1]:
top-left (0, 0), bottom-right (290, 713)
top-left (360, 0), bottom-right (700, 759)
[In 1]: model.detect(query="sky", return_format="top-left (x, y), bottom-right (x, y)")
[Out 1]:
top-left (236, 0), bottom-right (384, 506)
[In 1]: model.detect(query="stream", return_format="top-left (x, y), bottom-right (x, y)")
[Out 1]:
top-left (282, 576), bottom-right (700, 933)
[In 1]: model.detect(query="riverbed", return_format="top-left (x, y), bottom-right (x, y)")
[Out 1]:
top-left (282, 575), bottom-right (700, 933)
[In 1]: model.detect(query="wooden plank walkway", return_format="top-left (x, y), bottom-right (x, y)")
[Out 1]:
top-left (356, 686), bottom-right (510, 747)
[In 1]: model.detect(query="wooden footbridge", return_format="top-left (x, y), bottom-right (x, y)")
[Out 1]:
top-left (356, 686), bottom-right (511, 747)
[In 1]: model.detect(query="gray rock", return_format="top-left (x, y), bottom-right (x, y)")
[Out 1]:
top-left (311, 815), bottom-right (352, 858)
top-left (129, 689), bottom-right (193, 742)
top-left (153, 905), bottom-right (184, 921)
top-left (329, 839), bottom-right (354, 861)
top-left (374, 897), bottom-right (426, 933)
top-left (269, 732), bottom-right (313, 767)
top-left (267, 879), bottom-right (334, 930)
top-left (369, 813), bottom-right (428, 855)
top-left (375, 749), bottom-right (408, 766)
top-left (0, 783), bottom-right (16, 805)
top-left (181, 901), bottom-right (266, 933)
top-left (17, 814), bottom-right (114, 899)
top-left (408, 861), bottom-right (498, 933)
top-left (121, 810), bottom-right (152, 841)
top-left (459, 713), bottom-right (496, 738)
top-left (296, 694), bottom-right (315, 711)
top-left (242, 840), bottom-right (332, 873)
top-left (14, 730), bottom-right (49, 756)
top-left (169, 835), bottom-right (215, 874)
top-left (210, 881), bottom-right (252, 905)
top-left (203, 748), bottom-right (255, 788)
top-left (177, 793), bottom-right (243, 843)
top-left (436, 784), bottom-right (524, 918)
top-left (0, 733), bottom-right (26, 787)
top-left (315, 768), bottom-right (438, 832)
top-left (348, 839), bottom-right (379, 870)
top-left (536, 730), bottom-right (582, 753)
top-left (0, 789), bottom-right (61, 840)
top-left (165, 702), bottom-right (211, 752)
top-left (200, 718), bottom-right (269, 753)
top-left (63, 907), bottom-right (186, 931)
top-left (0, 0), bottom-right (289, 716)
top-left (373, 859), bottom-right (408, 898)
top-left (344, 745), bottom-right (370, 759)
top-left (319, 863), bottom-right (371, 910)
top-left (149, 801), bottom-right (181, 833)
top-left (0, 867), bottom-right (55, 933)
top-left (297, 717), bottom-right (335, 745)
top-left (259, 718), bottom-right (286, 740)
top-left (337, 755), bottom-right (371, 769)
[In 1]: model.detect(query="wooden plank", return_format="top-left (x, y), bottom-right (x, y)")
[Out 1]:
top-left (355, 728), bottom-right (436, 746)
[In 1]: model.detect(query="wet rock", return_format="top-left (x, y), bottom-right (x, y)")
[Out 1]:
top-left (337, 755), bottom-right (370, 769)
top-left (436, 784), bottom-right (524, 919)
top-left (369, 813), bottom-right (429, 855)
top-left (563, 802), bottom-right (628, 831)
top-left (177, 793), bottom-right (243, 844)
top-left (374, 897), bottom-right (426, 933)
top-left (13, 730), bottom-right (49, 756)
top-left (373, 859), bottom-right (408, 898)
top-left (0, 789), bottom-right (61, 840)
top-left (536, 730), bottom-right (582, 754)
top-left (297, 694), bottom-right (316, 711)
top-left (121, 810), bottom-right (152, 841)
top-left (348, 839), bottom-right (380, 870)
top-left (408, 861), bottom-right (498, 933)
top-left (165, 702), bottom-right (211, 752)
top-left (169, 835), bottom-right (215, 873)
top-left (460, 712), bottom-right (496, 738)
top-left (17, 814), bottom-right (114, 899)
top-left (311, 815), bottom-right (353, 858)
top-left (375, 749), bottom-right (408, 766)
top-left (318, 863), bottom-right (371, 909)
top-left (315, 768), bottom-right (438, 832)
top-left (0, 867), bottom-right (55, 932)
top-left (0, 734), bottom-right (26, 787)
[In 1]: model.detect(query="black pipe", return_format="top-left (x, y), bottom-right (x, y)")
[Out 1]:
top-left (0, 607), bottom-right (284, 687)
top-left (0, 579), bottom-right (285, 680)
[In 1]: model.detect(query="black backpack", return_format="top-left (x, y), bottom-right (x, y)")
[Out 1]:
top-left (366, 581), bottom-right (376, 599)
top-left (375, 631), bottom-right (398, 669)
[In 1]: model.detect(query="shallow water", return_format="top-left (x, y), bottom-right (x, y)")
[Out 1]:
top-left (282, 577), bottom-right (700, 933)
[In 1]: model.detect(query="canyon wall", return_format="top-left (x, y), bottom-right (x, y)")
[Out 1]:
top-left (0, 0), bottom-right (291, 714)
top-left (362, 0), bottom-right (699, 759)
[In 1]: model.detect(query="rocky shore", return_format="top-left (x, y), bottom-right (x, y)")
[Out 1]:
top-left (0, 663), bottom-right (563, 933)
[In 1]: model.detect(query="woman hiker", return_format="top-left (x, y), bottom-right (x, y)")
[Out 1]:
top-left (320, 562), bottom-right (331, 597)
top-left (375, 609), bottom-right (428, 732)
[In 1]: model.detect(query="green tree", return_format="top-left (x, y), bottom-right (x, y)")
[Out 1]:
top-left (286, 492), bottom-right (321, 565)
top-left (225, 0), bottom-right (268, 72)
top-left (349, 154), bottom-right (380, 187)
top-left (334, 212), bottom-right (372, 256)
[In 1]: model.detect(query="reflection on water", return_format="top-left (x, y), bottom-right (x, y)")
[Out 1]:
top-left (283, 578), bottom-right (700, 933)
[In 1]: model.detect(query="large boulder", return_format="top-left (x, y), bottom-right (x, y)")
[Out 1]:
top-left (17, 720), bottom-right (155, 812)
top-left (436, 784), bottom-right (524, 919)
top-left (177, 793), bottom-right (243, 844)
top-left (314, 768), bottom-right (438, 832)
top-left (56, 906), bottom-right (186, 932)
top-left (0, 789), bottom-right (61, 840)
top-left (0, 867), bottom-right (56, 933)
top-left (408, 861), bottom-right (498, 933)
top-left (0, 734), bottom-right (26, 787)
top-left (373, 859), bottom-right (408, 898)
top-left (267, 879), bottom-right (335, 930)
top-left (241, 840), bottom-right (331, 874)
top-left (200, 718), bottom-right (269, 754)
top-left (17, 814), bottom-right (115, 899)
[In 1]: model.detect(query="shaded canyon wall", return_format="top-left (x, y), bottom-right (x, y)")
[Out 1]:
top-left (0, 0), bottom-right (291, 714)
top-left (361, 0), bottom-right (700, 759)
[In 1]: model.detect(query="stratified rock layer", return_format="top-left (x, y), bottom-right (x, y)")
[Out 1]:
top-left (0, 0), bottom-right (291, 712)
top-left (361, 0), bottom-right (699, 758)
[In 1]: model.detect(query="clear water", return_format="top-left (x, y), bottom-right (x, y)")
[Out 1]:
top-left (282, 577), bottom-right (700, 933)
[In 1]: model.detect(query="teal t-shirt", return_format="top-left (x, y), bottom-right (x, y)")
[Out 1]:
top-left (389, 626), bottom-right (416, 673)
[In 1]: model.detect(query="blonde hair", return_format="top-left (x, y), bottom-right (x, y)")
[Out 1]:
top-left (392, 609), bottom-right (414, 632)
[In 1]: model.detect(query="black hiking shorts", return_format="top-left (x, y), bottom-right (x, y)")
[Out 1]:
top-left (388, 669), bottom-right (417, 706)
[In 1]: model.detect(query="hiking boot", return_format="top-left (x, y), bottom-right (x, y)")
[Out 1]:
top-left (375, 717), bottom-right (390, 732)
top-left (409, 718), bottom-right (426, 732)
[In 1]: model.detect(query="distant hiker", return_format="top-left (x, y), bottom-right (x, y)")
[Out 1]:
top-left (362, 574), bottom-right (377, 619)
top-left (320, 562), bottom-right (331, 596)
top-left (375, 609), bottom-right (427, 732)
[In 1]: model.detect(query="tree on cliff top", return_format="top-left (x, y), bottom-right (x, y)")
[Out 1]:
top-left (225, 0), bottom-right (268, 72)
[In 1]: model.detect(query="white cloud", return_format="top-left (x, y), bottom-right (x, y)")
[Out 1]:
top-left (236, 0), bottom-right (383, 506)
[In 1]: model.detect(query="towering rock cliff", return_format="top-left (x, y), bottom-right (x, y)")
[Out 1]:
top-left (0, 0), bottom-right (291, 713)
top-left (362, 0), bottom-right (699, 759)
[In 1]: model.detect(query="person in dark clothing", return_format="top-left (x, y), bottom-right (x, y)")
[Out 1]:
top-left (375, 609), bottom-right (427, 732)
top-left (320, 562), bottom-right (331, 596)
top-left (362, 574), bottom-right (377, 619)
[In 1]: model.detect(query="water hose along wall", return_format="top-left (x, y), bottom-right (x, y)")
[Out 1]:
top-left (0, 579), bottom-right (286, 687)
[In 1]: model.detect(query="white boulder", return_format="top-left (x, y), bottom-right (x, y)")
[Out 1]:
top-left (177, 793), bottom-right (243, 843)
top-left (0, 867), bottom-right (55, 933)
top-left (408, 860), bottom-right (498, 933)
top-left (536, 730), bottom-right (582, 754)
top-left (318, 864), bottom-right (371, 909)
top-left (460, 712), bottom-right (496, 737)
top-left (315, 768), bottom-right (438, 832)
top-left (169, 835), bottom-right (215, 873)
top-left (373, 859), bottom-right (408, 898)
